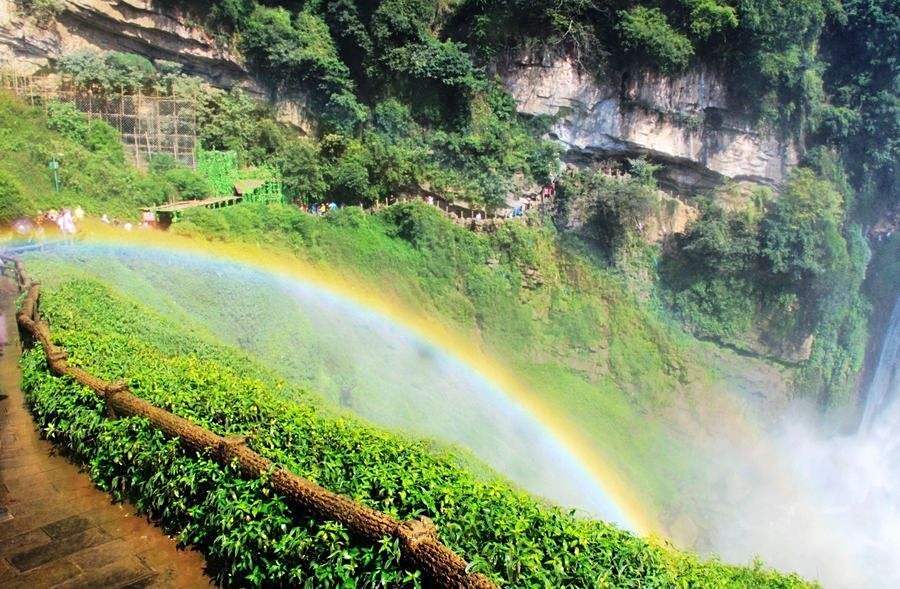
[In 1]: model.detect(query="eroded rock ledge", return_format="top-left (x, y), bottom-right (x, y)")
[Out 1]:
top-left (0, 0), bottom-right (323, 130)
top-left (1, 0), bottom-right (251, 86)
top-left (501, 53), bottom-right (798, 192)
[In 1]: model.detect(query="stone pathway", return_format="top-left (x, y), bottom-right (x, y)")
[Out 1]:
top-left (0, 281), bottom-right (213, 588)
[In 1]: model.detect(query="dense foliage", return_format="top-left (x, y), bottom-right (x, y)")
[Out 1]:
top-left (660, 167), bottom-right (870, 405)
top-left (556, 158), bottom-right (662, 256)
top-left (20, 275), bottom-right (812, 587)
top-left (819, 0), bottom-right (899, 216)
top-left (57, 50), bottom-right (194, 94)
top-left (0, 95), bottom-right (217, 216)
top-left (0, 94), bottom-right (213, 218)
top-left (11, 0), bottom-right (896, 412)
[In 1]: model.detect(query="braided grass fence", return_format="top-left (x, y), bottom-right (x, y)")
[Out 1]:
top-left (1, 255), bottom-right (494, 589)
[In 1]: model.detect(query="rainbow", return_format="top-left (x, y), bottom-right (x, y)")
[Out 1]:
top-left (7, 222), bottom-right (661, 536)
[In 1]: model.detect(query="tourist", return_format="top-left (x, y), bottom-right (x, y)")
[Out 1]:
top-left (13, 219), bottom-right (31, 237)
top-left (0, 311), bottom-right (6, 357)
top-left (34, 216), bottom-right (45, 247)
top-left (123, 222), bottom-right (133, 231)
top-left (101, 214), bottom-right (110, 224)
top-left (57, 209), bottom-right (76, 237)
top-left (74, 206), bottom-right (85, 220)
top-left (329, 201), bottom-right (337, 212)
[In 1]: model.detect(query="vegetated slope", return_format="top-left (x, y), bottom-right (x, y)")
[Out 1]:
top-left (0, 94), bottom-right (213, 221)
top-left (173, 202), bottom-right (707, 512)
top-left (1, 93), bottom-right (770, 534)
top-left (20, 274), bottom-right (812, 587)
top-left (8, 0), bottom-right (896, 412)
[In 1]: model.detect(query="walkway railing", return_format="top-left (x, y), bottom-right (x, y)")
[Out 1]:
top-left (0, 254), bottom-right (495, 589)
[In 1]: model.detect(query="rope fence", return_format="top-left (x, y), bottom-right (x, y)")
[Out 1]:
top-left (0, 255), bottom-right (494, 589)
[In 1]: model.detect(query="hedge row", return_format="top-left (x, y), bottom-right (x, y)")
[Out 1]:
top-left (19, 276), bottom-right (813, 588)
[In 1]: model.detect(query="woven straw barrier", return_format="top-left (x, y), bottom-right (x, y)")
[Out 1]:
top-left (1, 255), bottom-right (494, 589)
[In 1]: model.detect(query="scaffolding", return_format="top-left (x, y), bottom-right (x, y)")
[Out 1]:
top-left (0, 70), bottom-right (197, 169)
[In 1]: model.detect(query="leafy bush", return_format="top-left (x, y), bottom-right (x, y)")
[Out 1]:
top-left (761, 168), bottom-right (844, 281)
top-left (83, 121), bottom-right (125, 163)
top-left (685, 0), bottom-right (739, 39)
top-left (19, 276), bottom-right (813, 588)
top-left (149, 154), bottom-right (178, 175)
top-left (163, 168), bottom-right (213, 201)
top-left (557, 166), bottom-right (659, 255)
top-left (241, 6), bottom-right (366, 132)
top-left (45, 101), bottom-right (124, 162)
top-left (0, 170), bottom-right (29, 223)
top-left (617, 7), bottom-right (695, 72)
top-left (58, 50), bottom-right (157, 92)
top-left (46, 101), bottom-right (90, 143)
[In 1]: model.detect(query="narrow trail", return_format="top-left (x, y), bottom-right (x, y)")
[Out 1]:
top-left (0, 279), bottom-right (213, 588)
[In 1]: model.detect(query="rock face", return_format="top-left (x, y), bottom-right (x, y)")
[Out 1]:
top-left (1, 0), bottom-right (252, 87)
top-left (2, 5), bottom-right (796, 183)
top-left (555, 175), bottom-right (699, 245)
top-left (0, 0), bottom-right (317, 131)
top-left (640, 192), bottom-right (700, 243)
top-left (501, 53), bottom-right (798, 191)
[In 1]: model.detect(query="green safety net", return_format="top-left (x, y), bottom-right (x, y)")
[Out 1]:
top-left (196, 147), bottom-right (284, 204)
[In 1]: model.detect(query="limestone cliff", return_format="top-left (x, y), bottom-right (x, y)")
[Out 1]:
top-left (0, 0), bottom-right (317, 131)
top-left (501, 52), bottom-right (798, 192)
top-left (2, 3), bottom-right (798, 189)
top-left (0, 0), bottom-right (251, 86)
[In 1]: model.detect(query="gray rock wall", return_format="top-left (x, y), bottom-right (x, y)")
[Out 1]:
top-left (0, 0), bottom-right (317, 131)
top-left (501, 53), bottom-right (798, 191)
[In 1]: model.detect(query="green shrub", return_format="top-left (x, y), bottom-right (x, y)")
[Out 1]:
top-left (45, 101), bottom-right (123, 162)
top-left (46, 101), bottom-right (90, 143)
top-left (164, 168), bottom-right (213, 201)
top-left (83, 121), bottom-right (125, 163)
top-left (241, 6), bottom-right (366, 131)
top-left (274, 138), bottom-right (327, 203)
top-left (761, 169), bottom-right (844, 281)
top-left (19, 276), bottom-right (813, 588)
top-left (557, 168), bottom-right (659, 255)
top-left (684, 0), bottom-right (738, 39)
top-left (58, 50), bottom-right (156, 92)
top-left (148, 154), bottom-right (178, 175)
top-left (0, 170), bottom-right (29, 223)
top-left (616, 7), bottom-right (694, 72)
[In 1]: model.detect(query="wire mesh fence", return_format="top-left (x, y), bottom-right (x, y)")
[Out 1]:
top-left (0, 70), bottom-right (197, 169)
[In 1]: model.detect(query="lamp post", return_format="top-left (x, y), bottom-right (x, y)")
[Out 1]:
top-left (48, 157), bottom-right (60, 192)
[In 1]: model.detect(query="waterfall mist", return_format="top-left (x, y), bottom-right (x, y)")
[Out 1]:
top-left (704, 295), bottom-right (900, 587)
top-left (24, 244), bottom-right (634, 528)
top-left (23, 243), bottom-right (900, 586)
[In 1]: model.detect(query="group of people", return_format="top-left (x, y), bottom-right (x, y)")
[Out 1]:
top-left (44, 207), bottom-right (83, 236)
top-left (15, 207), bottom-right (84, 242)
top-left (12, 205), bottom-right (148, 245)
top-left (299, 202), bottom-right (339, 215)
